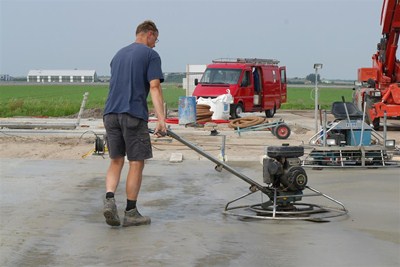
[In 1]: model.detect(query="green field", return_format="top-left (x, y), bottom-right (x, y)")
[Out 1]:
top-left (282, 86), bottom-right (354, 110)
top-left (0, 84), bottom-right (186, 117)
top-left (0, 84), bottom-right (353, 117)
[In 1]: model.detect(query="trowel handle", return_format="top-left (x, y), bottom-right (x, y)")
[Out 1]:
top-left (148, 128), bottom-right (168, 137)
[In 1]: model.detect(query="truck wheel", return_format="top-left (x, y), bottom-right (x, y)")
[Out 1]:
top-left (274, 124), bottom-right (291, 139)
top-left (230, 103), bottom-right (243, 119)
top-left (265, 106), bottom-right (275, 118)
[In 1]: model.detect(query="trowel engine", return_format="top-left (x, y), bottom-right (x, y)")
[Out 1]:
top-left (263, 146), bottom-right (307, 207)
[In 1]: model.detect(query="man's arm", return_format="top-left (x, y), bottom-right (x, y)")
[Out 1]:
top-left (149, 79), bottom-right (167, 136)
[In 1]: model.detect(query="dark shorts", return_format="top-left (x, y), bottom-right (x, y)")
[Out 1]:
top-left (103, 113), bottom-right (152, 161)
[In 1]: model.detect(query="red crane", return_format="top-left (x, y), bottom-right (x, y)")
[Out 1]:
top-left (353, 0), bottom-right (400, 129)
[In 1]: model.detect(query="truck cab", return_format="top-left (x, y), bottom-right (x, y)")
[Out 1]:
top-left (192, 58), bottom-right (287, 118)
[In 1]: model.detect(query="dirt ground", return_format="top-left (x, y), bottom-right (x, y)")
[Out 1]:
top-left (0, 110), bottom-right (399, 161)
top-left (0, 126), bottom-right (312, 161)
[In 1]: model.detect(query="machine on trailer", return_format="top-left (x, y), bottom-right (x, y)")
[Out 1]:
top-left (161, 129), bottom-right (347, 222)
top-left (303, 100), bottom-right (398, 167)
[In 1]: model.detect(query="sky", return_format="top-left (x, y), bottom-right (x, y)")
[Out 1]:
top-left (1, 0), bottom-right (383, 80)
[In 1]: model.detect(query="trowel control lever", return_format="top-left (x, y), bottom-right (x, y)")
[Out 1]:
top-left (148, 129), bottom-right (168, 137)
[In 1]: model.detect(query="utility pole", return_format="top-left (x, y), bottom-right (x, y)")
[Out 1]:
top-left (313, 63), bottom-right (323, 134)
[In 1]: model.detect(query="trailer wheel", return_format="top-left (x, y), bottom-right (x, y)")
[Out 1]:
top-left (274, 124), bottom-right (291, 139)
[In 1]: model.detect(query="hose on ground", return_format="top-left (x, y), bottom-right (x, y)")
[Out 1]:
top-left (228, 116), bottom-right (267, 129)
top-left (196, 104), bottom-right (213, 123)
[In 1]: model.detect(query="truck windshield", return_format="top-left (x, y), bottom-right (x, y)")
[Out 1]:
top-left (200, 69), bottom-right (241, 84)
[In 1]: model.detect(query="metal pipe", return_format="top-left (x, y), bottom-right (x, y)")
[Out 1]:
top-left (360, 100), bottom-right (367, 146)
top-left (341, 96), bottom-right (356, 145)
top-left (165, 129), bottom-right (267, 192)
top-left (383, 111), bottom-right (387, 145)
top-left (76, 92), bottom-right (89, 126)
top-left (221, 135), bottom-right (226, 161)
top-left (272, 188), bottom-right (277, 218)
top-left (314, 69), bottom-right (319, 134)
top-left (323, 110), bottom-right (327, 147)
top-left (306, 186), bottom-right (348, 212)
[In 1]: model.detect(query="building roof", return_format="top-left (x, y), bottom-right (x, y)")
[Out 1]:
top-left (27, 70), bottom-right (97, 76)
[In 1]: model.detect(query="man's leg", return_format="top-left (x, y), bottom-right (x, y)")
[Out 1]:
top-left (103, 157), bottom-right (124, 226)
top-left (106, 157), bottom-right (125, 193)
top-left (123, 160), bottom-right (151, 226)
top-left (126, 160), bottom-right (144, 200)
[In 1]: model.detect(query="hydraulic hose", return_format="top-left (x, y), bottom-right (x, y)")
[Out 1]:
top-left (196, 104), bottom-right (213, 123)
top-left (228, 116), bottom-right (266, 128)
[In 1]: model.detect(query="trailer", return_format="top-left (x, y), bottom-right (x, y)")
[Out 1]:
top-left (229, 117), bottom-right (291, 139)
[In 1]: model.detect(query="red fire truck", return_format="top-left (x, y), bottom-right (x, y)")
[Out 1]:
top-left (192, 58), bottom-right (287, 118)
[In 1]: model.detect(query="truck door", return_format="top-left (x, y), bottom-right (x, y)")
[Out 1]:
top-left (238, 70), bottom-right (253, 111)
top-left (261, 68), bottom-right (275, 110)
top-left (253, 67), bottom-right (262, 106)
top-left (279, 67), bottom-right (287, 104)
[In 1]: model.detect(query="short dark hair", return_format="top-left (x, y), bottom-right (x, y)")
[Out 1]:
top-left (136, 20), bottom-right (158, 35)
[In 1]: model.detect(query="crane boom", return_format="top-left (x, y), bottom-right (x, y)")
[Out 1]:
top-left (353, 0), bottom-right (400, 129)
top-left (378, 0), bottom-right (400, 82)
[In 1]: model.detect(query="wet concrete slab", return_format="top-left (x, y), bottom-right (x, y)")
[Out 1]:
top-left (0, 158), bottom-right (399, 267)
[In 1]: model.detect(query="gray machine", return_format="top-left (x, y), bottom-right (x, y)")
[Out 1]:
top-left (304, 102), bottom-right (398, 167)
top-left (162, 129), bottom-right (347, 222)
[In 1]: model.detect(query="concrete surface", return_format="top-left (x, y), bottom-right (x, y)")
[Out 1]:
top-left (1, 110), bottom-right (399, 266)
top-left (1, 158), bottom-right (399, 267)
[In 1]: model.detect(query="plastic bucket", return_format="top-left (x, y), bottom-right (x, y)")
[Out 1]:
top-left (178, 96), bottom-right (196, 125)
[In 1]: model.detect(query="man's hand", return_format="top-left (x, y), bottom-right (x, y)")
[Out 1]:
top-left (153, 121), bottom-right (167, 137)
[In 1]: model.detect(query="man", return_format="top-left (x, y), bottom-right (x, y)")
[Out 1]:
top-left (102, 20), bottom-right (167, 227)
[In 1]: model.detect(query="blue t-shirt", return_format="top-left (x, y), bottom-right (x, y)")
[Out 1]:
top-left (104, 43), bottom-right (164, 120)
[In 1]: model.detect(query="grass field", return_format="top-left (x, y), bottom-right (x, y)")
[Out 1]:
top-left (282, 86), bottom-right (354, 110)
top-left (0, 83), bottom-right (353, 117)
top-left (0, 83), bottom-right (186, 117)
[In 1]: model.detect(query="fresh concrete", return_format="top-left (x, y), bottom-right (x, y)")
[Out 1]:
top-left (1, 158), bottom-right (399, 267)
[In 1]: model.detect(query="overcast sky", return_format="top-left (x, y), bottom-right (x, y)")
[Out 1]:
top-left (1, 0), bottom-right (382, 79)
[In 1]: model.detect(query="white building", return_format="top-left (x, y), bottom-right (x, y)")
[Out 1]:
top-left (27, 69), bottom-right (97, 83)
top-left (183, 64), bottom-right (206, 96)
top-left (0, 74), bottom-right (11, 81)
